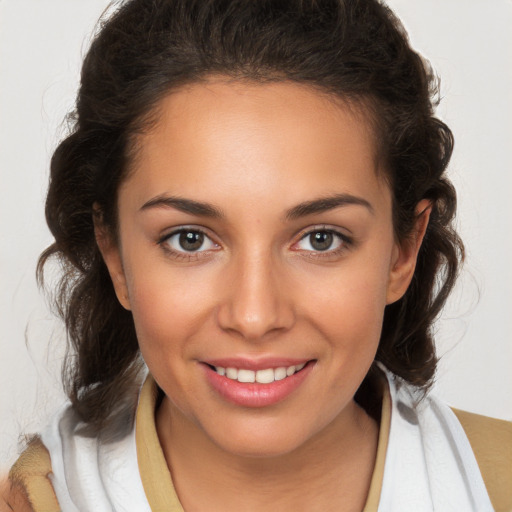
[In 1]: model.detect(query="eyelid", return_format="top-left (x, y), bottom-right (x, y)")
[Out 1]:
top-left (158, 225), bottom-right (220, 258)
top-left (290, 225), bottom-right (353, 255)
top-left (294, 224), bottom-right (351, 243)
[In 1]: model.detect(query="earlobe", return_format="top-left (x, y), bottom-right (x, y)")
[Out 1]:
top-left (386, 199), bottom-right (432, 305)
top-left (93, 210), bottom-right (131, 311)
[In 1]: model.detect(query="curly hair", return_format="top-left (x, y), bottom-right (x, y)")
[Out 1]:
top-left (39, 0), bottom-right (463, 431)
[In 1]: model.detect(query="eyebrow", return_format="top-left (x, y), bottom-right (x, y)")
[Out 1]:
top-left (140, 195), bottom-right (225, 218)
top-left (285, 194), bottom-right (374, 220)
top-left (139, 192), bottom-right (373, 220)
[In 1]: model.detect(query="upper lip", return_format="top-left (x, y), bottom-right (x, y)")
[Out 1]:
top-left (202, 357), bottom-right (313, 371)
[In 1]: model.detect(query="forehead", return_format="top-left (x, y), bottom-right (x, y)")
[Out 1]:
top-left (122, 79), bottom-right (390, 214)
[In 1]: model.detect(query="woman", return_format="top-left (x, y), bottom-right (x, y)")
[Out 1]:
top-left (3, 0), bottom-right (511, 510)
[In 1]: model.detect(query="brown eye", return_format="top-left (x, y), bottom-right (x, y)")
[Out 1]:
top-left (295, 229), bottom-right (346, 253)
top-left (163, 229), bottom-right (217, 253)
top-left (309, 231), bottom-right (333, 251)
top-left (179, 231), bottom-right (204, 251)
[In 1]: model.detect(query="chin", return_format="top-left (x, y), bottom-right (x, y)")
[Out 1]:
top-left (202, 415), bottom-right (322, 459)
top-left (215, 433), bottom-right (307, 459)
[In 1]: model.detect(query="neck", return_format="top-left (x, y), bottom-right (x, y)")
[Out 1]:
top-left (156, 397), bottom-right (379, 512)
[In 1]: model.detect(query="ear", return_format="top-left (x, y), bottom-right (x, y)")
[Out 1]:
top-left (386, 199), bottom-right (432, 305)
top-left (93, 207), bottom-right (132, 310)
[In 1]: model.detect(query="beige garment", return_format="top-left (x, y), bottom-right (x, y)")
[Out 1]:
top-left (453, 408), bottom-right (512, 512)
top-left (7, 437), bottom-right (59, 512)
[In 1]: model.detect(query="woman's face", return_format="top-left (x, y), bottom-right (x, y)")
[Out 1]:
top-left (101, 79), bottom-right (421, 457)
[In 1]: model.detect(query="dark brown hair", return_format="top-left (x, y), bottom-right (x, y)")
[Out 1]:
top-left (39, 0), bottom-right (463, 431)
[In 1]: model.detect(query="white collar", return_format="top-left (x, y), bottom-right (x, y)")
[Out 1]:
top-left (377, 365), bottom-right (493, 511)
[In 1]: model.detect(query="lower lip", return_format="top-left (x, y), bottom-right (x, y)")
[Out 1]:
top-left (203, 362), bottom-right (314, 408)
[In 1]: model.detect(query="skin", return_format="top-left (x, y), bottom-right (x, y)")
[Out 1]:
top-left (97, 79), bottom-right (430, 511)
top-left (0, 478), bottom-right (33, 512)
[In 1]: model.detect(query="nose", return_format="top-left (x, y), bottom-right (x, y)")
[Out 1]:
top-left (216, 250), bottom-right (295, 341)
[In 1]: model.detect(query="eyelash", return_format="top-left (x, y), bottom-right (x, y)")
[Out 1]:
top-left (292, 226), bottom-right (353, 260)
top-left (158, 227), bottom-right (219, 261)
top-left (157, 225), bottom-right (353, 262)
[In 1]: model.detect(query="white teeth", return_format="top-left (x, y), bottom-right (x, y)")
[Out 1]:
top-left (274, 367), bottom-right (287, 381)
top-left (226, 367), bottom-right (238, 379)
top-left (255, 368), bottom-right (274, 384)
top-left (237, 369), bottom-right (255, 383)
top-left (214, 363), bottom-right (307, 383)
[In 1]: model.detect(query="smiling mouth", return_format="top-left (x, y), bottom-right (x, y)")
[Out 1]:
top-left (203, 360), bottom-right (315, 407)
top-left (207, 362), bottom-right (309, 384)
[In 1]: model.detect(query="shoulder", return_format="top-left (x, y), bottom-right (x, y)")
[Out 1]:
top-left (452, 408), bottom-right (512, 512)
top-left (4, 437), bottom-right (59, 512)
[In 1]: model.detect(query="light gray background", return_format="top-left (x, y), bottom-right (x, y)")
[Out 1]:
top-left (1, 0), bottom-right (511, 468)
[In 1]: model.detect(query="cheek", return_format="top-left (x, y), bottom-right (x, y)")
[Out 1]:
top-left (127, 274), bottom-right (210, 415)
top-left (300, 255), bottom-right (391, 352)
top-left (125, 262), bottom-right (215, 358)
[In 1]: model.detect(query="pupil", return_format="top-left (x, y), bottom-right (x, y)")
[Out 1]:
top-left (179, 231), bottom-right (204, 251)
top-left (311, 231), bottom-right (333, 251)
